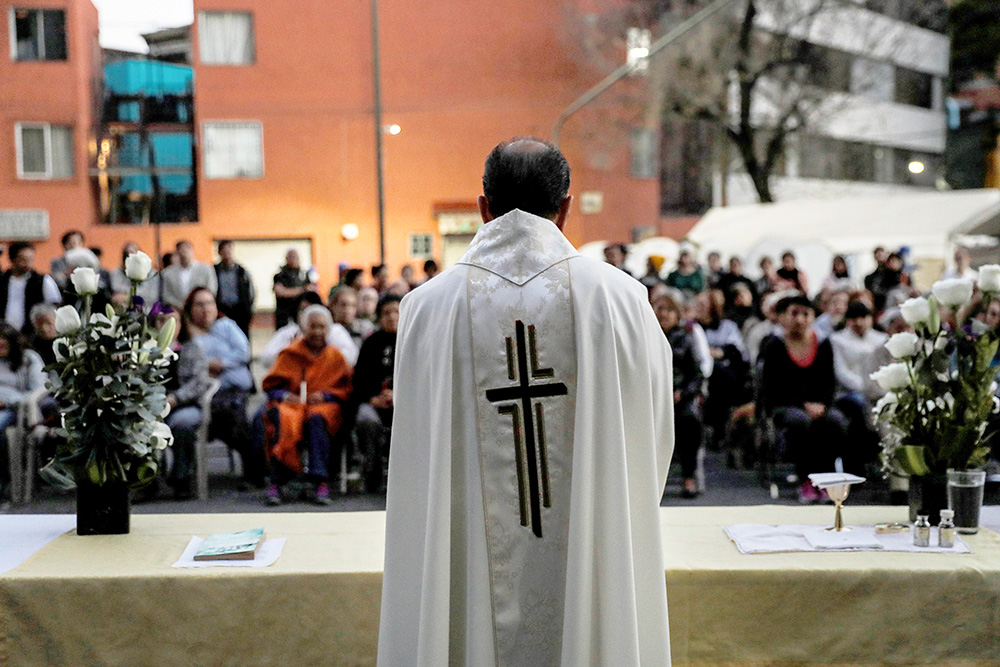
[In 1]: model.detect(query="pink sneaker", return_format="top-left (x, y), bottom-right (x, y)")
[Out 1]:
top-left (798, 482), bottom-right (820, 504)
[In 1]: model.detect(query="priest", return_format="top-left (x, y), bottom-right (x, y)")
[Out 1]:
top-left (378, 137), bottom-right (675, 666)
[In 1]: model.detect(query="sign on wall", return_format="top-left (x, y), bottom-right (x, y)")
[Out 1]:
top-left (0, 209), bottom-right (49, 240)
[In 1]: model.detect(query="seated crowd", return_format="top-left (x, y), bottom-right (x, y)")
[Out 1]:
top-left (0, 229), bottom-right (438, 505)
top-left (625, 242), bottom-right (999, 503)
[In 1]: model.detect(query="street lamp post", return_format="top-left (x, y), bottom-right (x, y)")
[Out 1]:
top-left (552, 0), bottom-right (739, 147)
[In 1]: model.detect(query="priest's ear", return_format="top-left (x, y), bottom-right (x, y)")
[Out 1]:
top-left (553, 195), bottom-right (572, 232)
top-left (477, 195), bottom-right (494, 224)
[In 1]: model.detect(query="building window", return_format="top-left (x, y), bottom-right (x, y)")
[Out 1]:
top-left (10, 8), bottom-right (67, 61)
top-left (895, 67), bottom-right (933, 109)
top-left (409, 233), bottom-right (433, 259)
top-left (203, 122), bottom-right (263, 178)
top-left (198, 11), bottom-right (255, 65)
top-left (15, 123), bottom-right (73, 179)
top-left (630, 128), bottom-right (659, 179)
top-left (804, 44), bottom-right (851, 93)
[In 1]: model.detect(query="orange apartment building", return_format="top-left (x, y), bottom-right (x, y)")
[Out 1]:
top-left (3, 0), bottom-right (661, 303)
top-left (0, 0), bottom-right (100, 254)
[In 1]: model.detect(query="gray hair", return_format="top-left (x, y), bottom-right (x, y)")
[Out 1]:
top-left (29, 302), bottom-right (57, 323)
top-left (298, 304), bottom-right (333, 330)
top-left (65, 247), bottom-right (100, 270)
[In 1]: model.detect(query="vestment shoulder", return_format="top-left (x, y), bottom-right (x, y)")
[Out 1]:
top-left (566, 255), bottom-right (647, 304)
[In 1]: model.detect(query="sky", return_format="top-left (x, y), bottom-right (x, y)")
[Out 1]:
top-left (90, 0), bottom-right (193, 53)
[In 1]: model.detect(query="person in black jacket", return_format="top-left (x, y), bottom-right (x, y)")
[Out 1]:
top-left (214, 240), bottom-right (255, 337)
top-left (760, 294), bottom-right (848, 504)
top-left (351, 294), bottom-right (400, 491)
top-left (0, 242), bottom-right (61, 335)
top-left (653, 292), bottom-right (704, 498)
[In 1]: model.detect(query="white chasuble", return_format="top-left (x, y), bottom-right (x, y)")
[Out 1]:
top-left (379, 210), bottom-right (675, 667)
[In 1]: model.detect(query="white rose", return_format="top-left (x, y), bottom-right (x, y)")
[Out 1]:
top-left (931, 278), bottom-right (974, 308)
top-left (54, 305), bottom-right (81, 335)
top-left (870, 363), bottom-right (911, 391)
top-left (873, 391), bottom-right (898, 414)
top-left (978, 264), bottom-right (1000, 292)
top-left (149, 422), bottom-right (173, 451)
top-left (69, 267), bottom-right (99, 296)
top-left (884, 332), bottom-right (919, 359)
top-left (899, 297), bottom-right (931, 325)
top-left (124, 251), bottom-right (153, 282)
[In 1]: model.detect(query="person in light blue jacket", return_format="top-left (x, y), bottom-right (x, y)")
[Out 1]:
top-left (182, 287), bottom-right (264, 487)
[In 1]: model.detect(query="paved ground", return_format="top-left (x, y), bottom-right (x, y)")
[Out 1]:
top-left (2, 448), bottom-right (918, 515)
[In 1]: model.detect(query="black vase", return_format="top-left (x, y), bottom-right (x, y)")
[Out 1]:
top-left (76, 480), bottom-right (131, 535)
top-left (908, 474), bottom-right (948, 526)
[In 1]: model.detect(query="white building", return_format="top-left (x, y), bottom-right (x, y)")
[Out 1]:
top-left (721, 0), bottom-right (949, 205)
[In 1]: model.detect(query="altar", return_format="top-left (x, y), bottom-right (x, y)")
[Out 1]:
top-left (1, 506), bottom-right (998, 666)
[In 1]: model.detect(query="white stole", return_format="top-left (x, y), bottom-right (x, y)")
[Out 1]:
top-left (460, 210), bottom-right (579, 664)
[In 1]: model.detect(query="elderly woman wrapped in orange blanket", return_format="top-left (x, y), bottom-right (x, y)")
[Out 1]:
top-left (262, 305), bottom-right (352, 505)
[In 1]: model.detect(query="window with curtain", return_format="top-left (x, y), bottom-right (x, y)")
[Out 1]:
top-left (11, 8), bottom-right (67, 61)
top-left (16, 123), bottom-right (73, 178)
top-left (203, 122), bottom-right (264, 178)
top-left (198, 11), bottom-right (255, 65)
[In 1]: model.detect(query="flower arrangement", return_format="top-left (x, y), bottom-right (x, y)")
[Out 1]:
top-left (871, 266), bottom-right (1000, 477)
top-left (40, 251), bottom-right (177, 490)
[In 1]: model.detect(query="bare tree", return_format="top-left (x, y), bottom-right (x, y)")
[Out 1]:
top-left (564, 0), bottom-right (948, 204)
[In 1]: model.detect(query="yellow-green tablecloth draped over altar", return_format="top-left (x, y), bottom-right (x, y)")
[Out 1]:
top-left (1, 506), bottom-right (998, 666)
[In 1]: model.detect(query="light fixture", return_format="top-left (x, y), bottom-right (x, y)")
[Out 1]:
top-left (626, 27), bottom-right (650, 73)
top-left (341, 223), bottom-right (360, 241)
top-left (385, 124), bottom-right (401, 135)
top-left (908, 161), bottom-right (925, 174)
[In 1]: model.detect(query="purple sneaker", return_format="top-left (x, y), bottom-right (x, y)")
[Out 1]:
top-left (314, 482), bottom-right (332, 506)
top-left (266, 484), bottom-right (282, 506)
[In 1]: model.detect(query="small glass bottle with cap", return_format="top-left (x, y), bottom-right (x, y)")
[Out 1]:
top-left (938, 509), bottom-right (956, 548)
top-left (913, 514), bottom-right (931, 547)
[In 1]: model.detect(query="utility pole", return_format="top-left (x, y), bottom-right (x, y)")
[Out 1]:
top-left (371, 0), bottom-right (387, 265)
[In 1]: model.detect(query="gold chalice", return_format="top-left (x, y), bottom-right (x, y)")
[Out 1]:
top-left (825, 483), bottom-right (852, 532)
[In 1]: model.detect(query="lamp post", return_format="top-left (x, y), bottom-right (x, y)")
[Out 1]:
top-left (552, 0), bottom-right (739, 147)
top-left (371, 0), bottom-right (386, 264)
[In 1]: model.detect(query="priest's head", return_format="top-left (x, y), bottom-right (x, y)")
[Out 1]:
top-left (479, 137), bottom-right (572, 230)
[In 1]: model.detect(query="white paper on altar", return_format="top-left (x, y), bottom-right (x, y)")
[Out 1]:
top-left (725, 524), bottom-right (971, 554)
top-left (807, 472), bottom-right (865, 489)
top-left (0, 514), bottom-right (76, 575)
top-left (171, 536), bottom-right (286, 568)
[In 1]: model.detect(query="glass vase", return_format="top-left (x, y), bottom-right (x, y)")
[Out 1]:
top-left (76, 479), bottom-right (131, 535)
top-left (947, 469), bottom-right (986, 535)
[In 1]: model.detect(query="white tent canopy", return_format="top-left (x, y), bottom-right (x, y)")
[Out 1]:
top-left (687, 190), bottom-right (1000, 293)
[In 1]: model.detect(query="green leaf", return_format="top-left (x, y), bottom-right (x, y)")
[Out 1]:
top-left (38, 460), bottom-right (78, 491)
top-left (133, 459), bottom-right (158, 488)
top-left (897, 445), bottom-right (932, 476)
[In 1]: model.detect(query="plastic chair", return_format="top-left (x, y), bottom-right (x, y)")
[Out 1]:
top-left (7, 388), bottom-right (49, 505)
top-left (194, 379), bottom-right (222, 501)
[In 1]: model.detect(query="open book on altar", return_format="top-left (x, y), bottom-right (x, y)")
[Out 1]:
top-left (193, 528), bottom-right (265, 561)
